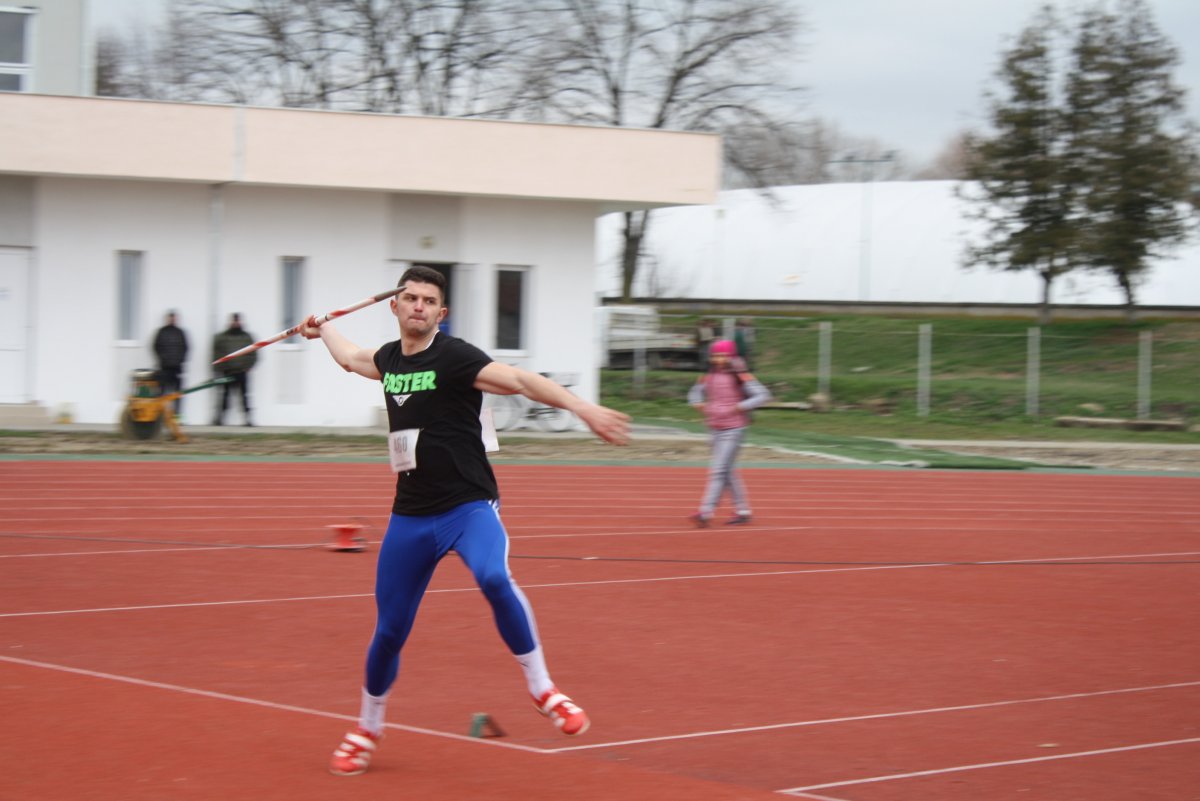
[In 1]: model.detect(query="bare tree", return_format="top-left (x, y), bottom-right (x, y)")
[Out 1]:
top-left (335, 0), bottom-right (540, 115)
top-left (95, 21), bottom-right (197, 101)
top-left (511, 0), bottom-right (806, 300)
top-left (109, 0), bottom-right (539, 115)
top-left (101, 0), bottom-right (816, 302)
top-left (779, 117), bottom-right (845, 185)
top-left (912, 131), bottom-right (973, 180)
top-left (721, 117), bottom-right (910, 187)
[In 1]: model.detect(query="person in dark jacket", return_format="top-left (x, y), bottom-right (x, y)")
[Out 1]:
top-left (152, 311), bottom-right (189, 414)
top-left (211, 313), bottom-right (257, 426)
top-left (733, 318), bottom-right (756, 369)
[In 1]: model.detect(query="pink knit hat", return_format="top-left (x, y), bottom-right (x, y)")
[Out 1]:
top-left (709, 339), bottom-right (737, 356)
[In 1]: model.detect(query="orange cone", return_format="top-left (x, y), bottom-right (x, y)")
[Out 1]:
top-left (327, 523), bottom-right (367, 552)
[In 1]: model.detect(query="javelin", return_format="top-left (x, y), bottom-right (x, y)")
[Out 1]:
top-left (212, 285), bottom-right (406, 365)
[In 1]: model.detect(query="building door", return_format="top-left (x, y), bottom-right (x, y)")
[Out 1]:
top-left (0, 248), bottom-right (30, 402)
top-left (449, 263), bottom-right (479, 346)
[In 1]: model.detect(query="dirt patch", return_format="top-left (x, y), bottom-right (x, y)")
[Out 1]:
top-left (489, 437), bottom-right (826, 463)
top-left (2, 430), bottom-right (1199, 471)
top-left (0, 430), bottom-right (815, 463)
top-left (0, 430), bottom-right (386, 458)
top-left (907, 444), bottom-right (1200, 473)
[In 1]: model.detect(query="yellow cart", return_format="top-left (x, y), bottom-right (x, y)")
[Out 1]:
top-left (119, 370), bottom-right (231, 443)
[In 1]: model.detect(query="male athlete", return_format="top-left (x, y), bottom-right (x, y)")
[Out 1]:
top-left (300, 266), bottom-right (630, 776)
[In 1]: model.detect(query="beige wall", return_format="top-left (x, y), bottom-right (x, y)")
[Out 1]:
top-left (1, 94), bottom-right (721, 207)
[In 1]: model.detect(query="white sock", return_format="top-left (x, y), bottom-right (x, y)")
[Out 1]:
top-left (359, 687), bottom-right (388, 735)
top-left (514, 645), bottom-right (554, 698)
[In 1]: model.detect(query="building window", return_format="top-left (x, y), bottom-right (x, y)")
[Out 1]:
top-left (116, 251), bottom-right (143, 341)
top-left (0, 8), bottom-right (33, 93)
top-left (495, 268), bottom-right (526, 351)
top-left (281, 256), bottom-right (305, 331)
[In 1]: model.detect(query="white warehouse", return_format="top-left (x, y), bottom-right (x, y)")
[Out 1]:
top-left (598, 182), bottom-right (1200, 307)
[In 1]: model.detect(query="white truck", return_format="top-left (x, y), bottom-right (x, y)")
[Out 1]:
top-left (597, 305), bottom-right (699, 369)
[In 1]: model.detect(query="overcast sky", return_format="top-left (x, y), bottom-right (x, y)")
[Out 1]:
top-left (801, 0), bottom-right (1200, 166)
top-left (90, 0), bottom-right (1200, 169)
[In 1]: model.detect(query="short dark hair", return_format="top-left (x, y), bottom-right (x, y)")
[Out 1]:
top-left (398, 266), bottom-right (446, 304)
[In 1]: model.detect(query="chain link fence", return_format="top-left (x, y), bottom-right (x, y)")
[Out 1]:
top-left (645, 313), bottom-right (1199, 425)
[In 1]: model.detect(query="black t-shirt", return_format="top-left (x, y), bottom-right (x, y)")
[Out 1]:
top-left (373, 333), bottom-right (497, 516)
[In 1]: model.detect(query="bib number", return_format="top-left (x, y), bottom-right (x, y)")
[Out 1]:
top-left (387, 428), bottom-right (420, 473)
top-left (387, 413), bottom-right (498, 472)
top-left (479, 408), bottom-right (500, 453)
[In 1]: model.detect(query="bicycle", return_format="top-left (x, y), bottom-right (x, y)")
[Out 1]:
top-left (487, 372), bottom-right (577, 433)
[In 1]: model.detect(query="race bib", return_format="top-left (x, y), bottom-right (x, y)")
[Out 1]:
top-left (386, 413), bottom-right (498, 472)
top-left (479, 408), bottom-right (500, 453)
top-left (387, 428), bottom-right (420, 473)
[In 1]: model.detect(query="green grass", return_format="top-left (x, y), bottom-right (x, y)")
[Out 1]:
top-left (605, 313), bottom-right (1200, 444)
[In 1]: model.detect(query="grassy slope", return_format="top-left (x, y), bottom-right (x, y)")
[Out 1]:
top-left (603, 314), bottom-right (1200, 445)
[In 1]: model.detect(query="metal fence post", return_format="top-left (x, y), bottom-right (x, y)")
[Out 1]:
top-left (1026, 327), bottom-right (1041, 417)
top-left (818, 321), bottom-right (832, 397)
top-left (917, 323), bottom-right (932, 417)
top-left (633, 336), bottom-right (646, 396)
top-left (1137, 330), bottom-right (1152, 420)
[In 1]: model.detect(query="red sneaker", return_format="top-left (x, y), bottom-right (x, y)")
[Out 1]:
top-left (329, 727), bottom-right (380, 776)
top-left (534, 688), bottom-right (590, 736)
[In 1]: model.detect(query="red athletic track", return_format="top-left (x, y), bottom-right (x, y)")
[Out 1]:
top-left (2, 460), bottom-right (1197, 801)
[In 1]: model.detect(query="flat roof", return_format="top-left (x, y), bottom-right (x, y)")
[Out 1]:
top-left (1, 94), bottom-right (720, 209)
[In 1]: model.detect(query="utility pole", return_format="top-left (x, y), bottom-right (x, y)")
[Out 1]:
top-left (828, 152), bottom-right (895, 301)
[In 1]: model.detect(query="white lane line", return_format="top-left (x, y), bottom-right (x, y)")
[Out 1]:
top-left (0, 565), bottom-right (912, 617)
top-left (3, 551), bottom-right (1197, 618)
top-left (546, 682), bottom-right (1200, 753)
top-left (2, 510), bottom-right (1196, 525)
top-left (0, 542), bottom-right (341, 559)
top-left (0, 654), bottom-right (548, 754)
top-left (777, 737), bottom-right (1200, 794)
top-left (0, 592), bottom-right (374, 617)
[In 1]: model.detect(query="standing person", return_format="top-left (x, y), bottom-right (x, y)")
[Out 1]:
top-left (733, 317), bottom-right (756, 369)
top-left (211, 313), bottom-right (257, 426)
top-left (695, 318), bottom-right (716, 370)
top-left (151, 310), bottom-right (189, 415)
top-left (299, 266), bottom-right (631, 777)
top-left (687, 339), bottom-right (771, 527)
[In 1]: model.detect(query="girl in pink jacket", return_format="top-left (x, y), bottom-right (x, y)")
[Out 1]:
top-left (687, 339), bottom-right (771, 526)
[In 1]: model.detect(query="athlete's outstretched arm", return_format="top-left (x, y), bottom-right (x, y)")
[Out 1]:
top-left (299, 318), bottom-right (381, 379)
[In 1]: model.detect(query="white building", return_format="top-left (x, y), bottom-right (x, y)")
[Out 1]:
top-left (2, 95), bottom-right (718, 426)
top-left (0, 0), bottom-right (91, 95)
top-left (598, 182), bottom-right (1200, 307)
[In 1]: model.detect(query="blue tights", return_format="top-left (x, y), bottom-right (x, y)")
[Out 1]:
top-left (363, 500), bottom-right (539, 697)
